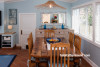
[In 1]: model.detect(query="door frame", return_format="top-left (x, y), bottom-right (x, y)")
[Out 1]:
top-left (19, 13), bottom-right (36, 47)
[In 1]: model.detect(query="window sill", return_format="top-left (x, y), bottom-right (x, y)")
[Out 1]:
top-left (75, 33), bottom-right (100, 49)
top-left (42, 23), bottom-right (64, 25)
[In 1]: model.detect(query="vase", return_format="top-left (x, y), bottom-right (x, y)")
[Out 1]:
top-left (61, 24), bottom-right (64, 29)
top-left (44, 24), bottom-right (46, 29)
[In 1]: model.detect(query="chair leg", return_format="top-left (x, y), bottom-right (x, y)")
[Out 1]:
top-left (29, 61), bottom-right (31, 67)
top-left (73, 58), bottom-right (81, 67)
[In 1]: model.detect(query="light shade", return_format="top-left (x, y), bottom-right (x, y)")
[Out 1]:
top-left (35, 0), bottom-right (66, 10)
top-left (8, 25), bottom-right (13, 30)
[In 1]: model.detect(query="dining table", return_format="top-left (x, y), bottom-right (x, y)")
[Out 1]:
top-left (31, 37), bottom-right (83, 67)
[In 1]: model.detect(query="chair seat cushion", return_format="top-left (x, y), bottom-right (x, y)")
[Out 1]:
top-left (48, 61), bottom-right (68, 67)
top-left (66, 58), bottom-right (73, 61)
top-left (31, 57), bottom-right (48, 62)
top-left (31, 57), bottom-right (36, 61)
top-left (39, 58), bottom-right (48, 62)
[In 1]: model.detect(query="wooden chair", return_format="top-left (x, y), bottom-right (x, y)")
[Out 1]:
top-left (50, 42), bottom-right (70, 67)
top-left (28, 32), bottom-right (48, 67)
top-left (68, 32), bottom-right (75, 66)
top-left (69, 32), bottom-right (74, 48)
top-left (29, 32), bottom-right (33, 44)
top-left (73, 35), bottom-right (82, 66)
top-left (27, 32), bottom-right (36, 67)
top-left (74, 35), bottom-right (81, 53)
top-left (44, 30), bottom-right (55, 38)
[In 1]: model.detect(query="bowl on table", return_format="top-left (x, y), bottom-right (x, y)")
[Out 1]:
top-left (46, 38), bottom-right (61, 44)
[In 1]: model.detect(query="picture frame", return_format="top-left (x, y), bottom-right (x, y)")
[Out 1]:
top-left (9, 9), bottom-right (17, 25)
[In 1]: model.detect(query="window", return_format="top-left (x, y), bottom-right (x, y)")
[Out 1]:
top-left (72, 5), bottom-right (93, 40)
top-left (42, 14), bottom-right (50, 23)
top-left (95, 4), bottom-right (100, 44)
top-left (42, 13), bottom-right (65, 24)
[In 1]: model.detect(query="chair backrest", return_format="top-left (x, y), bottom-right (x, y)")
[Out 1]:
top-left (44, 30), bottom-right (55, 38)
top-left (29, 32), bottom-right (33, 44)
top-left (50, 42), bottom-right (70, 67)
top-left (74, 35), bottom-right (81, 53)
top-left (27, 32), bottom-right (33, 60)
top-left (69, 32), bottom-right (74, 48)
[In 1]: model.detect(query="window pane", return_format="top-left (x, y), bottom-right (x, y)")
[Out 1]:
top-left (42, 14), bottom-right (50, 23)
top-left (59, 13), bottom-right (65, 24)
top-left (95, 4), bottom-right (100, 44)
top-left (72, 5), bottom-right (93, 40)
top-left (42, 13), bottom-right (66, 24)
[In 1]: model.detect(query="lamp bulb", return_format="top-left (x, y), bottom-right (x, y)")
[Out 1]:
top-left (49, 4), bottom-right (52, 8)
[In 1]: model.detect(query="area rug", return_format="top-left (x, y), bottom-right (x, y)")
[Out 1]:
top-left (0, 55), bottom-right (16, 67)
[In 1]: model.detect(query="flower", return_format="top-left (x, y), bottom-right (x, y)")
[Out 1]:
top-left (54, 16), bottom-right (57, 18)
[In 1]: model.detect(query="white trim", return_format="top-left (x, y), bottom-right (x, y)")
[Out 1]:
top-left (92, 2), bottom-right (96, 44)
top-left (40, 12), bottom-right (67, 25)
top-left (19, 13), bottom-right (36, 47)
top-left (83, 56), bottom-right (99, 67)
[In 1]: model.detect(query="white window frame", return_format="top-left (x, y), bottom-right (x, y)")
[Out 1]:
top-left (72, 0), bottom-right (100, 48)
top-left (41, 12), bottom-right (67, 25)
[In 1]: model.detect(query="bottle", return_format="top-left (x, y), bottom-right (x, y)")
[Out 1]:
top-left (44, 24), bottom-right (46, 29)
top-left (61, 24), bottom-right (64, 29)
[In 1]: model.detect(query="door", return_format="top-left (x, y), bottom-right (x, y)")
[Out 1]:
top-left (19, 13), bottom-right (36, 49)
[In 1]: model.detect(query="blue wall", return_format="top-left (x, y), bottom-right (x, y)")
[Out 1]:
top-left (81, 39), bottom-right (100, 66)
top-left (5, 0), bottom-right (72, 28)
top-left (4, 0), bottom-right (72, 44)
top-left (0, 2), bottom-right (4, 33)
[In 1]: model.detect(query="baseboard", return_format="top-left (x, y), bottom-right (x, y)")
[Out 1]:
top-left (83, 56), bottom-right (98, 67)
top-left (16, 44), bottom-right (21, 49)
top-left (16, 44), bottom-right (21, 47)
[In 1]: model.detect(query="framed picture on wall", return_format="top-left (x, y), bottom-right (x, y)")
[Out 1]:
top-left (9, 9), bottom-right (17, 25)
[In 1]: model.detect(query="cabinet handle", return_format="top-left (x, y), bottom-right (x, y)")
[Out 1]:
top-left (21, 30), bottom-right (23, 35)
top-left (40, 32), bottom-right (42, 34)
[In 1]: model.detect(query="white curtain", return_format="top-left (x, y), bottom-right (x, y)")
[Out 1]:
top-left (72, 9), bottom-right (80, 34)
top-left (95, 4), bottom-right (100, 44)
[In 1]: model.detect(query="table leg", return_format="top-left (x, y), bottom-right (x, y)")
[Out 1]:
top-left (36, 58), bottom-right (40, 67)
top-left (73, 57), bottom-right (81, 67)
top-left (36, 63), bottom-right (39, 67)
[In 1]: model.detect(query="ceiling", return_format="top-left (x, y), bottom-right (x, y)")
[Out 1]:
top-left (0, 0), bottom-right (24, 3)
top-left (59, 0), bottom-right (77, 3)
top-left (0, 0), bottom-right (77, 3)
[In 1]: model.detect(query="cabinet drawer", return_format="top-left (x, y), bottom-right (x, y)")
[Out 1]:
top-left (36, 31), bottom-right (44, 34)
top-left (55, 31), bottom-right (65, 34)
top-left (36, 34), bottom-right (44, 37)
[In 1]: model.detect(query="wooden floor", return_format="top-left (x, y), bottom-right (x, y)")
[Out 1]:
top-left (0, 48), bottom-right (92, 67)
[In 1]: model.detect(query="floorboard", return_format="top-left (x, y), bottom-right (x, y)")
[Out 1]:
top-left (0, 48), bottom-right (92, 67)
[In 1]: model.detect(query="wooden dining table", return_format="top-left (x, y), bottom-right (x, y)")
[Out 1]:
top-left (31, 37), bottom-right (83, 67)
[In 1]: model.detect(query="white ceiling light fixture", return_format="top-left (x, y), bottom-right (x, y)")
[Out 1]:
top-left (35, 0), bottom-right (66, 10)
top-left (59, 0), bottom-right (77, 3)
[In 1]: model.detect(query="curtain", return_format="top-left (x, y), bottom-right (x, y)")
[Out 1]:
top-left (72, 9), bottom-right (80, 34)
top-left (95, 4), bottom-right (100, 44)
